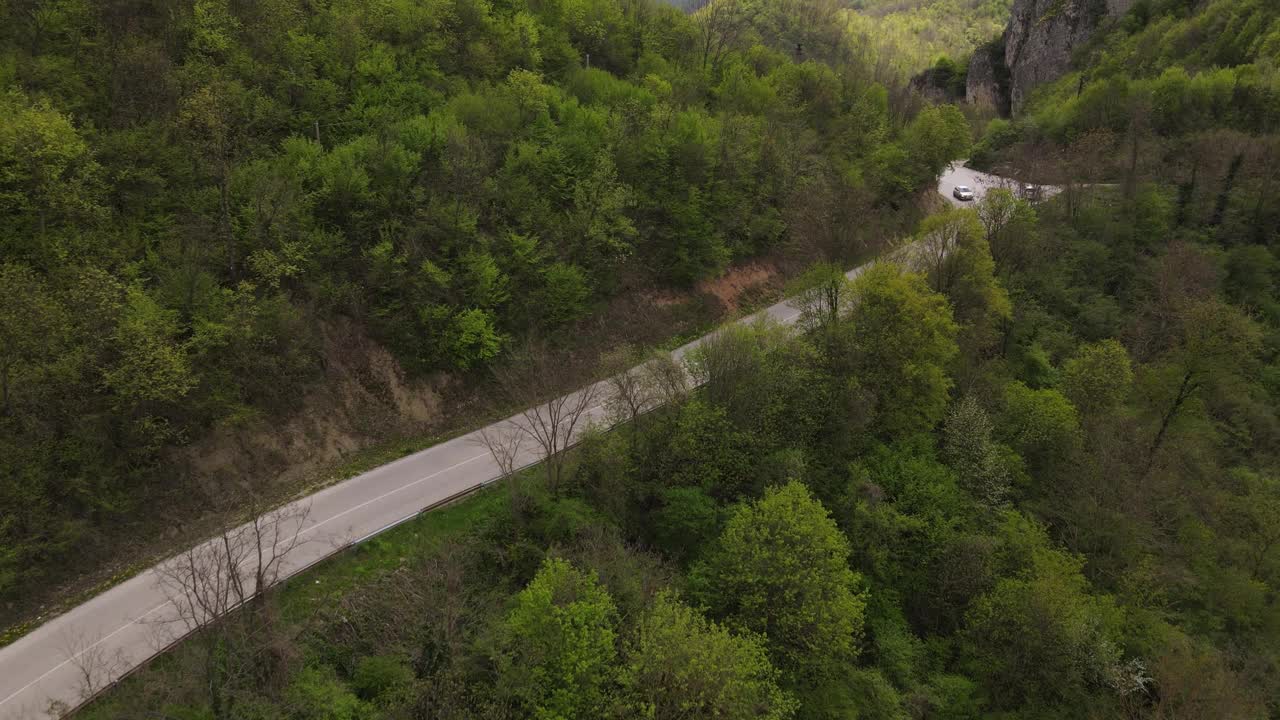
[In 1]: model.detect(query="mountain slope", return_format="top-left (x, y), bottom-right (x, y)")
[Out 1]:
top-left (0, 0), bottom-right (971, 630)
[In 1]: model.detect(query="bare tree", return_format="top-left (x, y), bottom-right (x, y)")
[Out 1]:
top-left (643, 349), bottom-right (691, 408)
top-left (697, 0), bottom-right (751, 72)
top-left (601, 345), bottom-right (659, 429)
top-left (154, 501), bottom-right (311, 630)
top-left (914, 215), bottom-right (966, 293)
top-left (476, 421), bottom-right (526, 479)
top-left (474, 421), bottom-right (528, 513)
top-left (150, 499), bottom-right (311, 720)
top-left (59, 628), bottom-right (129, 703)
top-left (492, 343), bottom-right (601, 490)
top-left (789, 261), bottom-right (851, 334)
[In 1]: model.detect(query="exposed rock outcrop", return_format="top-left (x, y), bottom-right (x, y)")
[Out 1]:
top-left (966, 39), bottom-right (1011, 116)
top-left (1005, 0), bottom-right (1101, 113)
top-left (978, 0), bottom-right (1136, 116)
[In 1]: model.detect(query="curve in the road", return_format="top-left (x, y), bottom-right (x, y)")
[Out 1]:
top-left (938, 161), bottom-right (1060, 208)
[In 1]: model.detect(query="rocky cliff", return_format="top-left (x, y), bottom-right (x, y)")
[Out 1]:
top-left (966, 39), bottom-right (1011, 116)
top-left (970, 0), bottom-right (1136, 115)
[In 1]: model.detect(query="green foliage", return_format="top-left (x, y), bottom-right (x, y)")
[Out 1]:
top-left (797, 668), bottom-right (907, 720)
top-left (998, 381), bottom-right (1080, 473)
top-left (658, 399), bottom-right (756, 499)
top-left (1003, 0), bottom-right (1280, 144)
top-left (350, 655), bottom-right (413, 705)
top-left (846, 0), bottom-right (1014, 84)
top-left (1061, 339), bottom-right (1134, 416)
top-left (652, 486), bottom-right (721, 562)
top-left (900, 105), bottom-right (972, 187)
top-left (1, 0), bottom-right (966, 607)
top-left (917, 208), bottom-right (1012, 355)
top-left (962, 513), bottom-right (1123, 711)
top-left (692, 481), bottom-right (866, 679)
top-left (284, 666), bottom-right (369, 720)
top-left (21, 2), bottom-right (1280, 719)
top-left (78, 132), bottom-right (1280, 719)
top-left (621, 592), bottom-right (796, 719)
top-left (789, 261), bottom-right (852, 335)
top-left (0, 93), bottom-right (104, 263)
top-left (847, 262), bottom-right (959, 436)
top-left (943, 396), bottom-right (1011, 507)
top-left (494, 557), bottom-right (619, 719)
top-left (539, 262), bottom-right (593, 328)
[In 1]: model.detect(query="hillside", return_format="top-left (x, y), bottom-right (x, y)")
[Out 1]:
top-left (971, 0), bottom-right (1280, 232)
top-left (7, 0), bottom-right (1280, 718)
top-left (0, 0), bottom-right (974, 629)
top-left (967, 0), bottom-right (1280, 122)
top-left (847, 0), bottom-right (1014, 87)
top-left (85, 172), bottom-right (1280, 719)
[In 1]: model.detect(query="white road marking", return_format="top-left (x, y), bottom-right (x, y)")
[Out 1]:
top-left (0, 600), bottom-right (170, 707)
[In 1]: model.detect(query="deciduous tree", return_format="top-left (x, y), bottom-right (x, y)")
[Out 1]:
top-left (692, 481), bottom-right (865, 679)
top-left (493, 557), bottom-right (618, 719)
top-left (846, 262), bottom-right (958, 436)
top-left (621, 592), bottom-right (796, 720)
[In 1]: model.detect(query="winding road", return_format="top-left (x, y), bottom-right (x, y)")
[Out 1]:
top-left (0, 164), bottom-right (1015, 719)
top-left (938, 161), bottom-right (1058, 207)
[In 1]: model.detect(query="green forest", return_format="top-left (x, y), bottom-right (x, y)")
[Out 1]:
top-left (86, 178), bottom-right (1280, 718)
top-left (0, 0), bottom-right (971, 616)
top-left (846, 0), bottom-right (1013, 85)
top-left (7, 0), bottom-right (1280, 717)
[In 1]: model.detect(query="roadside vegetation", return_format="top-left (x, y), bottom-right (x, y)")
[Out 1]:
top-left (0, 0), bottom-right (971, 622)
top-left (10, 0), bottom-right (1280, 716)
top-left (86, 173), bottom-right (1279, 716)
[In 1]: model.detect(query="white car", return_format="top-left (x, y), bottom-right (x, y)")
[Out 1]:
top-left (953, 185), bottom-right (974, 201)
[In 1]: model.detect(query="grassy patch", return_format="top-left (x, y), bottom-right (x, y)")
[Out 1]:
top-left (276, 485), bottom-right (506, 623)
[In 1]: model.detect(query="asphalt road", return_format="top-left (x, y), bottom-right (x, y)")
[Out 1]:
top-left (0, 166), bottom-right (1011, 719)
top-left (938, 161), bottom-right (1059, 208)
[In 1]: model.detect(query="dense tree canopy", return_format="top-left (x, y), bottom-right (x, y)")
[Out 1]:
top-left (14, 1), bottom-right (1280, 720)
top-left (692, 480), bottom-right (866, 680)
top-left (0, 0), bottom-right (956, 608)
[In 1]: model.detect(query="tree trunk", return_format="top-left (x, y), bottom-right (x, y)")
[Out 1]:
top-left (1175, 160), bottom-right (1197, 227)
top-left (1125, 128), bottom-right (1140, 200)
top-left (1210, 153), bottom-right (1243, 229)
top-left (0, 361), bottom-right (9, 416)
top-left (1143, 370), bottom-right (1196, 478)
top-left (220, 173), bottom-right (236, 278)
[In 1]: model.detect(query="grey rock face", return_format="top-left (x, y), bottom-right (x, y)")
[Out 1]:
top-left (966, 41), bottom-right (1010, 116)
top-left (999, 0), bottom-right (1134, 114)
top-left (1107, 0), bottom-right (1137, 15)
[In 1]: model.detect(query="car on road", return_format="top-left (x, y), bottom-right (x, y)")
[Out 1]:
top-left (1020, 183), bottom-right (1041, 201)
top-left (953, 185), bottom-right (974, 201)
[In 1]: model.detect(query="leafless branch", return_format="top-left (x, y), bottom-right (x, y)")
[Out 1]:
top-left (151, 500), bottom-right (311, 633)
top-left (59, 627), bottom-right (129, 702)
top-left (643, 350), bottom-right (691, 407)
top-left (475, 421), bottom-right (526, 479)
top-left (601, 345), bottom-right (659, 428)
top-left (492, 342), bottom-right (602, 490)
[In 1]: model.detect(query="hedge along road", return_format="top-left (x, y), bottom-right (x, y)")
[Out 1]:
top-left (0, 167), bottom-right (1009, 720)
